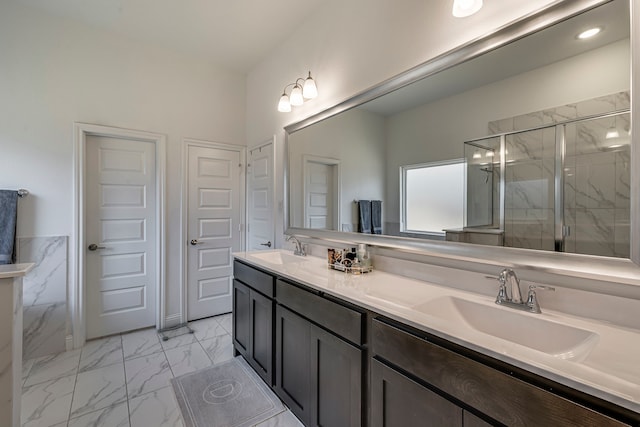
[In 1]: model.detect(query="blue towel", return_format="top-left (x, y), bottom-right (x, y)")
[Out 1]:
top-left (0, 190), bottom-right (18, 264)
top-left (357, 200), bottom-right (371, 234)
top-left (371, 200), bottom-right (382, 234)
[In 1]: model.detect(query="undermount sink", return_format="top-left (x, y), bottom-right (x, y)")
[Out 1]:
top-left (250, 251), bottom-right (308, 265)
top-left (413, 296), bottom-right (598, 359)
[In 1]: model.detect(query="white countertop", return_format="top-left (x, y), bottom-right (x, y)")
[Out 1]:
top-left (234, 250), bottom-right (640, 415)
top-left (0, 263), bottom-right (34, 279)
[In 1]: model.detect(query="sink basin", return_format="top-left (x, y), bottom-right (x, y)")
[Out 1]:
top-left (413, 296), bottom-right (598, 359)
top-left (250, 251), bottom-right (308, 265)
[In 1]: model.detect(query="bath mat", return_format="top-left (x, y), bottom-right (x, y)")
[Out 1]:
top-left (171, 357), bottom-right (284, 427)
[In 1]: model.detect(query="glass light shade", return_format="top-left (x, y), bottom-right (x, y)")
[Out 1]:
top-left (278, 93), bottom-right (291, 112)
top-left (452, 0), bottom-right (482, 17)
top-left (303, 76), bottom-right (318, 99)
top-left (472, 151), bottom-right (482, 159)
top-left (605, 127), bottom-right (620, 139)
top-left (290, 85), bottom-right (304, 106)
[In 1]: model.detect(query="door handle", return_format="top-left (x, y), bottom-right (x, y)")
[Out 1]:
top-left (260, 241), bottom-right (272, 248)
top-left (88, 243), bottom-right (106, 251)
top-left (190, 239), bottom-right (204, 246)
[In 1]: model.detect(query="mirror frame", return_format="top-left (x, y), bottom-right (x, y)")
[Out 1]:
top-left (284, 0), bottom-right (640, 294)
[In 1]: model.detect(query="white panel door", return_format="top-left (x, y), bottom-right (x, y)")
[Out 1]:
top-left (187, 145), bottom-right (242, 321)
top-left (305, 161), bottom-right (335, 229)
top-left (85, 136), bottom-right (156, 339)
top-left (247, 143), bottom-right (275, 251)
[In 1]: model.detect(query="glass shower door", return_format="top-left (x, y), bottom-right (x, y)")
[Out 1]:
top-left (503, 127), bottom-right (556, 251)
top-left (563, 113), bottom-right (631, 258)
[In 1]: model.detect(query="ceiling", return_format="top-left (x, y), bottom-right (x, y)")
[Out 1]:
top-left (16, 0), bottom-right (326, 73)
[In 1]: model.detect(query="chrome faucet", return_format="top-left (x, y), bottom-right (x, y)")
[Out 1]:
top-left (495, 268), bottom-right (555, 313)
top-left (498, 268), bottom-right (523, 303)
top-left (286, 235), bottom-right (306, 256)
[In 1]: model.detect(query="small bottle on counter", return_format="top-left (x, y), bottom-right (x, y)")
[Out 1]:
top-left (357, 244), bottom-right (371, 269)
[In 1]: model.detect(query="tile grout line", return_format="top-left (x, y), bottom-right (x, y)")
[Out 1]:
top-left (119, 333), bottom-right (134, 427)
top-left (64, 345), bottom-right (83, 425)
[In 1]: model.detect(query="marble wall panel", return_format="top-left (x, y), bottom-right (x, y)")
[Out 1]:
top-left (542, 103), bottom-right (577, 124)
top-left (574, 156), bottom-right (617, 209)
top-left (18, 237), bottom-right (67, 307)
top-left (18, 236), bottom-right (68, 360)
top-left (615, 149), bottom-right (631, 209)
top-left (490, 93), bottom-right (630, 258)
top-left (488, 117), bottom-right (513, 134)
top-left (23, 302), bottom-right (66, 359)
top-left (488, 91), bottom-right (629, 134)
top-left (614, 208), bottom-right (630, 259)
top-left (505, 161), bottom-right (547, 210)
top-left (574, 208), bottom-right (616, 257)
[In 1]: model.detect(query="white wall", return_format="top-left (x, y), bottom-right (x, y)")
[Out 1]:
top-left (246, 0), bottom-right (559, 247)
top-left (0, 2), bottom-right (246, 322)
top-left (288, 109), bottom-right (386, 230)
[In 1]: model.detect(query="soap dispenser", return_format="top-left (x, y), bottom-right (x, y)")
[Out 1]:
top-left (357, 244), bottom-right (371, 269)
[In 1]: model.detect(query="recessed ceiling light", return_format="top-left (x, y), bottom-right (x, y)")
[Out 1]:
top-left (577, 27), bottom-right (601, 40)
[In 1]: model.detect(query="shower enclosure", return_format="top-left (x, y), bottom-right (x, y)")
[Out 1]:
top-left (464, 110), bottom-right (630, 258)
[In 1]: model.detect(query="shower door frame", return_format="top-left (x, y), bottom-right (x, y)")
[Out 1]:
top-left (465, 108), bottom-right (630, 254)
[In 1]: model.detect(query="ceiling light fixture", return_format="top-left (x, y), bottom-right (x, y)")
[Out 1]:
top-left (452, 0), bottom-right (483, 18)
top-left (577, 27), bottom-right (601, 39)
top-left (277, 71), bottom-right (318, 112)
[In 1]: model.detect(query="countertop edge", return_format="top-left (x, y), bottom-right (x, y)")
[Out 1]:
top-left (0, 263), bottom-right (35, 279)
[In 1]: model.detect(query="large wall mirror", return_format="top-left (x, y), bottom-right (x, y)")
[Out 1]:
top-left (285, 0), bottom-right (639, 283)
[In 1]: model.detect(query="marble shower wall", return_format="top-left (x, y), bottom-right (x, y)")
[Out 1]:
top-left (18, 236), bottom-right (68, 359)
top-left (488, 91), bottom-right (630, 257)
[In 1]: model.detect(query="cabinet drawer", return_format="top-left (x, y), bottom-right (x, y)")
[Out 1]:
top-left (371, 358), bottom-right (462, 427)
top-left (276, 279), bottom-right (363, 345)
top-left (372, 319), bottom-right (628, 427)
top-left (233, 260), bottom-right (275, 298)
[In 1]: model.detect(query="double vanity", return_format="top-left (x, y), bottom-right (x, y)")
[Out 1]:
top-left (233, 250), bottom-right (640, 426)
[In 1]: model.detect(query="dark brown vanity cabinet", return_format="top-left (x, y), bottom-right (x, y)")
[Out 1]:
top-left (275, 279), bottom-right (364, 427)
top-left (232, 260), bottom-right (275, 386)
top-left (371, 318), bottom-right (631, 427)
top-left (233, 259), bottom-right (637, 427)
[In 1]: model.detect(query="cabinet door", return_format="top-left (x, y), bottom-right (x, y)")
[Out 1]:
top-left (371, 359), bottom-right (463, 427)
top-left (310, 324), bottom-right (362, 427)
top-left (463, 411), bottom-right (494, 427)
top-left (233, 279), bottom-right (251, 357)
top-left (249, 289), bottom-right (273, 385)
top-left (275, 305), bottom-right (312, 426)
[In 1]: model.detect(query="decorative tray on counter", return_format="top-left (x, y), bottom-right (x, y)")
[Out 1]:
top-left (327, 247), bottom-right (373, 274)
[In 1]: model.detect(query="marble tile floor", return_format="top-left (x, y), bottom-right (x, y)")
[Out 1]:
top-left (21, 313), bottom-right (303, 427)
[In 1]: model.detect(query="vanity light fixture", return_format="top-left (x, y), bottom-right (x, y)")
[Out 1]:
top-left (577, 27), bottom-right (601, 39)
top-left (472, 151), bottom-right (482, 159)
top-left (452, 0), bottom-right (483, 18)
top-left (277, 71), bottom-right (318, 112)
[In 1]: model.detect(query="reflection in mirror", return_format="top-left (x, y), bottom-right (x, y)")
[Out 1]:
top-left (287, 0), bottom-right (630, 258)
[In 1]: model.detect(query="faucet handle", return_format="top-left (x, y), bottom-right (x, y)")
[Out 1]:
top-left (495, 282), bottom-right (508, 304)
top-left (526, 285), bottom-right (555, 313)
top-left (529, 284), bottom-right (555, 292)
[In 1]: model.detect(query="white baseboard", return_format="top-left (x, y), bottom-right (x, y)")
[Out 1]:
top-left (163, 313), bottom-right (183, 329)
